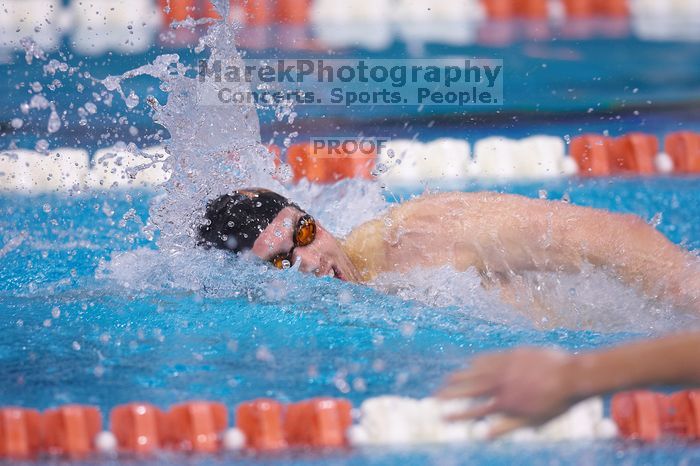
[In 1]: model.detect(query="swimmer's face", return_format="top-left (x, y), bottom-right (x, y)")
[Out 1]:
top-left (252, 206), bottom-right (361, 282)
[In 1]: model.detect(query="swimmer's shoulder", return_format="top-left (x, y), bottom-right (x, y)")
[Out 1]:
top-left (388, 191), bottom-right (506, 215)
top-left (342, 217), bottom-right (388, 281)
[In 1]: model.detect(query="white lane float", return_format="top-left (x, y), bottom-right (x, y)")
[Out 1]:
top-left (0, 0), bottom-right (65, 53)
top-left (378, 138), bottom-right (471, 186)
top-left (33, 148), bottom-right (90, 192)
top-left (378, 139), bottom-right (426, 185)
top-left (0, 394), bottom-right (631, 459)
top-left (515, 135), bottom-right (568, 178)
top-left (310, 0), bottom-right (393, 50)
top-left (85, 145), bottom-right (171, 190)
top-left (348, 396), bottom-right (617, 445)
top-left (472, 136), bottom-right (518, 178)
top-left (0, 148), bottom-right (89, 193)
top-left (0, 150), bottom-right (36, 192)
top-left (630, 0), bottom-right (700, 42)
top-left (393, 0), bottom-right (484, 46)
top-left (69, 0), bottom-right (162, 56)
top-left (420, 138), bottom-right (471, 180)
top-left (472, 135), bottom-right (572, 179)
top-left (0, 131), bottom-right (692, 194)
top-left (654, 152), bottom-right (674, 174)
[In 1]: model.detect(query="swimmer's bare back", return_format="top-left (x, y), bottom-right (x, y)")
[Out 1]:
top-left (343, 192), bottom-right (700, 313)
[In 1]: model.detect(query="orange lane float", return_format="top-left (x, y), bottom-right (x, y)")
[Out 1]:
top-left (165, 0), bottom-right (299, 25)
top-left (267, 144), bottom-right (282, 169)
top-left (670, 390), bottom-right (700, 440)
top-left (481, 0), bottom-right (548, 19)
top-left (665, 132), bottom-right (700, 174)
top-left (203, 0), bottom-right (222, 20)
top-left (562, 0), bottom-right (593, 17)
top-left (286, 143), bottom-right (321, 182)
top-left (210, 0), bottom-right (272, 25)
top-left (110, 403), bottom-right (167, 454)
top-left (563, 0), bottom-right (629, 17)
top-left (284, 398), bottom-right (352, 447)
top-left (611, 391), bottom-right (668, 441)
top-left (570, 134), bottom-right (613, 176)
top-left (159, 0), bottom-right (196, 22)
top-left (224, 145), bottom-right (281, 172)
top-left (236, 399), bottom-right (287, 451)
top-left (480, 0), bottom-right (515, 19)
top-left (571, 133), bottom-right (659, 176)
top-left (241, 0), bottom-right (273, 26)
top-left (287, 142), bottom-right (376, 184)
top-left (274, 0), bottom-right (311, 25)
top-left (42, 405), bottom-right (102, 457)
top-left (167, 401), bottom-right (228, 452)
top-left (0, 407), bottom-right (42, 459)
top-left (160, 0), bottom-right (238, 22)
top-left (7, 390), bottom-right (700, 460)
top-left (598, 0), bottom-right (629, 17)
top-left (612, 390), bottom-right (700, 442)
top-left (610, 133), bottom-right (658, 175)
top-left (515, 0), bottom-right (549, 19)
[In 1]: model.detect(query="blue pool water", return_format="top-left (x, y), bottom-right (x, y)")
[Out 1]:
top-left (3, 28), bottom-right (700, 154)
top-left (3, 10), bottom-right (700, 465)
top-left (2, 178), bottom-right (700, 465)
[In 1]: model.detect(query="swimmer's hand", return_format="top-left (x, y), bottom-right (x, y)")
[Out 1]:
top-left (436, 333), bottom-right (700, 438)
top-left (435, 348), bottom-right (577, 438)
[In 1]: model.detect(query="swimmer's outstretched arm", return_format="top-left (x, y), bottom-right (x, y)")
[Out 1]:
top-left (436, 332), bottom-right (700, 437)
top-left (551, 206), bottom-right (699, 310)
top-left (470, 195), bottom-right (700, 312)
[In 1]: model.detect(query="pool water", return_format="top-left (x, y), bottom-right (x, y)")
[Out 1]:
top-left (2, 177), bottom-right (700, 465)
top-left (3, 3), bottom-right (700, 464)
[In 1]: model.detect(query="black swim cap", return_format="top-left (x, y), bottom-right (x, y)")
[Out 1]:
top-left (199, 189), bottom-right (298, 253)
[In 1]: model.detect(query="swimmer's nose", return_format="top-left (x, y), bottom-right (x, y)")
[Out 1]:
top-left (290, 225), bottom-right (334, 275)
top-left (292, 247), bottom-right (322, 274)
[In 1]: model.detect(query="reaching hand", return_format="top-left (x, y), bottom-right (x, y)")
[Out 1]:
top-left (436, 347), bottom-right (577, 437)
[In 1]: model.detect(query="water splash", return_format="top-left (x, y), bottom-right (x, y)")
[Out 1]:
top-left (97, 0), bottom-right (389, 294)
top-left (87, 1), bottom-right (699, 335)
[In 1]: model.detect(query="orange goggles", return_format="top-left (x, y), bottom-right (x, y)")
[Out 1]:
top-left (269, 214), bottom-right (317, 269)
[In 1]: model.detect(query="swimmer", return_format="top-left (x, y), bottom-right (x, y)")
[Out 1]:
top-left (436, 331), bottom-right (700, 437)
top-left (198, 188), bottom-right (700, 314)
